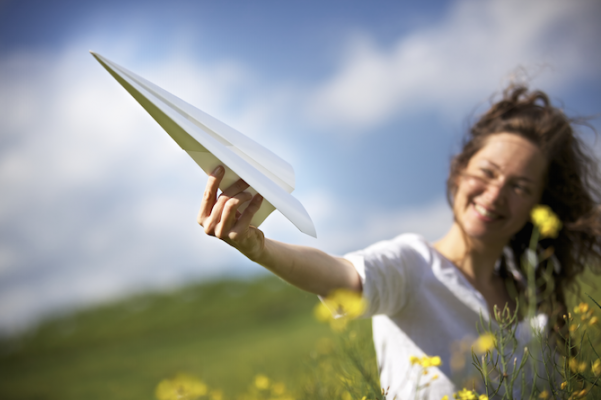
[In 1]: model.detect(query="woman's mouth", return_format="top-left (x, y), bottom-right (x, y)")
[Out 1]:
top-left (473, 203), bottom-right (500, 221)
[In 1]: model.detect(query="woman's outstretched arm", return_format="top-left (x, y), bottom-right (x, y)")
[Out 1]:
top-left (198, 165), bottom-right (361, 297)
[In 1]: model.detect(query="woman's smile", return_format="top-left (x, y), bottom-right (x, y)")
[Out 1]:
top-left (472, 203), bottom-right (501, 222)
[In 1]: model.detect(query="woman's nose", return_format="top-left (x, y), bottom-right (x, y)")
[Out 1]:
top-left (482, 181), bottom-right (505, 205)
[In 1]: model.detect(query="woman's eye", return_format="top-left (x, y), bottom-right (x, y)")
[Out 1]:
top-left (513, 184), bottom-right (531, 195)
top-left (480, 168), bottom-right (494, 178)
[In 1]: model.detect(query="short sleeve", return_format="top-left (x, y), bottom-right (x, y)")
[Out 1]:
top-left (344, 234), bottom-right (426, 317)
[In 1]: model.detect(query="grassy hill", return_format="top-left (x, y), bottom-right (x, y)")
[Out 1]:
top-left (0, 276), bottom-right (375, 400)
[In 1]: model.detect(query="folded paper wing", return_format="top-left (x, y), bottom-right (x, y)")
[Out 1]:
top-left (91, 51), bottom-right (316, 237)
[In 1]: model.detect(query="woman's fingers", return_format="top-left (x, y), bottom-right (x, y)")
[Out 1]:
top-left (231, 194), bottom-right (263, 237)
top-left (198, 166), bottom-right (224, 225)
top-left (197, 166), bottom-right (264, 255)
top-left (214, 191), bottom-right (253, 238)
top-left (206, 179), bottom-right (249, 230)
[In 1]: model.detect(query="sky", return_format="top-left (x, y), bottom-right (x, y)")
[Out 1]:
top-left (1, 0), bottom-right (600, 335)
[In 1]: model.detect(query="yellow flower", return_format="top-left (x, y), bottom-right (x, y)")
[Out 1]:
top-left (453, 388), bottom-right (477, 400)
top-left (314, 302), bottom-right (332, 322)
top-left (429, 356), bottom-right (442, 367)
top-left (314, 289), bottom-right (367, 331)
top-left (411, 355), bottom-right (442, 368)
top-left (323, 289), bottom-right (367, 318)
top-left (530, 205), bottom-right (562, 238)
top-left (479, 395), bottom-right (489, 400)
top-left (592, 359), bottom-right (601, 376)
top-left (569, 358), bottom-right (587, 373)
top-left (574, 303), bottom-right (589, 314)
top-left (589, 316), bottom-right (599, 326)
top-left (560, 381), bottom-right (567, 390)
top-left (442, 396), bottom-right (449, 400)
top-left (539, 390), bottom-right (549, 399)
top-left (272, 382), bottom-right (286, 395)
top-left (254, 374), bottom-right (270, 390)
top-left (155, 374), bottom-right (208, 400)
top-left (473, 333), bottom-right (496, 354)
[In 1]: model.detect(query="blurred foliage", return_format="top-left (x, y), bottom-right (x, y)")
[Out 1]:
top-left (0, 276), bottom-right (349, 400)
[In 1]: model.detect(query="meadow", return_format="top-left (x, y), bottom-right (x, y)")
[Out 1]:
top-left (0, 275), bottom-right (376, 400)
top-left (1, 271), bottom-right (599, 400)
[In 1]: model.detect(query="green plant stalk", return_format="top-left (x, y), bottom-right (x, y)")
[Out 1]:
top-left (527, 227), bottom-right (540, 320)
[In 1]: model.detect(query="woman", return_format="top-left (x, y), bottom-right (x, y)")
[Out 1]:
top-left (197, 86), bottom-right (601, 398)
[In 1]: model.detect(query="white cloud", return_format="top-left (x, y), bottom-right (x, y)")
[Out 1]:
top-left (0, 43), bottom-right (264, 334)
top-left (306, 0), bottom-right (601, 131)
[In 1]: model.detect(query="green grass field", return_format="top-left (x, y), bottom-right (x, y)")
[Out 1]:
top-left (1, 271), bottom-right (599, 400)
top-left (0, 275), bottom-right (376, 400)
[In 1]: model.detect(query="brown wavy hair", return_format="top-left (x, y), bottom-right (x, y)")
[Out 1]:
top-left (447, 85), bottom-right (601, 347)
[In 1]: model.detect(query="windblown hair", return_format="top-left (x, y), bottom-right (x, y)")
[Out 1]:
top-left (447, 85), bottom-right (601, 347)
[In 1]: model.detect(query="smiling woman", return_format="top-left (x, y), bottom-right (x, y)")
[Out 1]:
top-left (197, 85), bottom-right (601, 399)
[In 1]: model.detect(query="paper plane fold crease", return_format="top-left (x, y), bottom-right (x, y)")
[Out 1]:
top-left (91, 51), bottom-right (316, 237)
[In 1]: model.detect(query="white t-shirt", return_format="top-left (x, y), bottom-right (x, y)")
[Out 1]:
top-left (344, 233), bottom-right (547, 400)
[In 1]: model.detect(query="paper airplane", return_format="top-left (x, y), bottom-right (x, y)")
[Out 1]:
top-left (90, 51), bottom-right (316, 237)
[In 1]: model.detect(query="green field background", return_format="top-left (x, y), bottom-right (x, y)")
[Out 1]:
top-left (0, 276), bottom-right (377, 400)
top-left (1, 272), bottom-right (600, 400)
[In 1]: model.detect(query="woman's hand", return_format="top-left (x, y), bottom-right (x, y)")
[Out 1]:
top-left (198, 166), bottom-right (361, 296)
top-left (197, 165), bottom-right (266, 261)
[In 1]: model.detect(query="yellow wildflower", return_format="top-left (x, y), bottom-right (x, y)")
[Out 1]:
top-left (314, 289), bottom-right (367, 331)
top-left (539, 390), bottom-right (549, 399)
top-left (254, 374), bottom-right (270, 390)
top-left (574, 303), bottom-right (589, 314)
top-left (479, 395), bottom-right (489, 400)
top-left (454, 388), bottom-right (477, 400)
top-left (314, 302), bottom-right (332, 322)
top-left (155, 373), bottom-right (208, 400)
top-left (271, 382), bottom-right (286, 395)
top-left (420, 356), bottom-right (442, 368)
top-left (414, 355), bottom-right (442, 368)
top-left (442, 396), bottom-right (449, 400)
top-left (473, 333), bottom-right (496, 354)
top-left (560, 381), bottom-right (567, 390)
top-left (590, 316), bottom-right (598, 326)
top-left (569, 359), bottom-right (587, 373)
top-left (321, 288), bottom-right (367, 318)
top-left (530, 205), bottom-right (562, 238)
top-left (592, 359), bottom-right (601, 376)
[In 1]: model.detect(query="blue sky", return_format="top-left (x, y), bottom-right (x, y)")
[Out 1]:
top-left (1, 0), bottom-right (600, 334)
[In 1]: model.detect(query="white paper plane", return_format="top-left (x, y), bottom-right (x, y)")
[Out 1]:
top-left (90, 51), bottom-right (316, 237)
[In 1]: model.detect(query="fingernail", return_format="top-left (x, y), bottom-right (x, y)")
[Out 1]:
top-left (213, 166), bottom-right (224, 175)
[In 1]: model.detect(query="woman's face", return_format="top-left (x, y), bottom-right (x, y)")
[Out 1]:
top-left (453, 133), bottom-right (547, 247)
